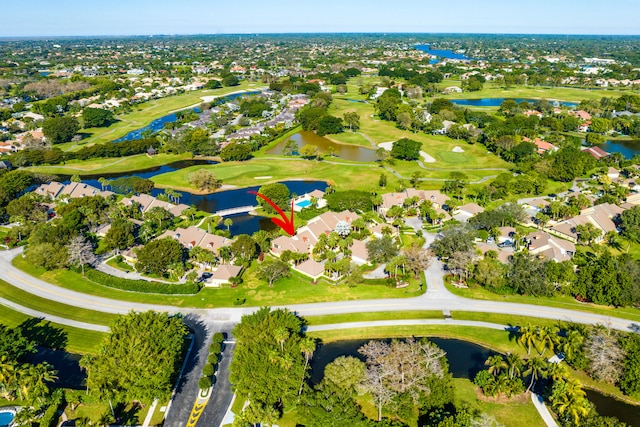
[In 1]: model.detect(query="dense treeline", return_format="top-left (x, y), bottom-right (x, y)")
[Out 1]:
top-left (6, 137), bottom-right (160, 167)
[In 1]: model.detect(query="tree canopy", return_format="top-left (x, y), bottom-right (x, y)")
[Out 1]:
top-left (81, 311), bottom-right (188, 403)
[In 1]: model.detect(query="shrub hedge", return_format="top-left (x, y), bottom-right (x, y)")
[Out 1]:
top-left (85, 269), bottom-right (200, 294)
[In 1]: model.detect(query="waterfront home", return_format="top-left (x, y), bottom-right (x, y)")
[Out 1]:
top-left (292, 189), bottom-right (327, 212)
top-left (581, 146), bottom-right (609, 160)
top-left (271, 210), bottom-right (361, 257)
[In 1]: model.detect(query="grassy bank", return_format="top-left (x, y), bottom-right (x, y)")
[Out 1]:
top-left (27, 152), bottom-right (194, 176)
top-left (0, 305), bottom-right (105, 354)
top-left (437, 83), bottom-right (630, 102)
top-left (446, 282), bottom-right (640, 322)
top-left (12, 256), bottom-right (424, 308)
top-left (0, 279), bottom-right (115, 326)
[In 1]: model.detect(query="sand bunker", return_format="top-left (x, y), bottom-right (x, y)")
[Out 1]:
top-left (420, 151), bottom-right (436, 163)
top-left (452, 146), bottom-right (465, 153)
top-left (377, 142), bottom-right (394, 151)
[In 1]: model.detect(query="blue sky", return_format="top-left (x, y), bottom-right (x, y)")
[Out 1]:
top-left (2, 0), bottom-right (639, 37)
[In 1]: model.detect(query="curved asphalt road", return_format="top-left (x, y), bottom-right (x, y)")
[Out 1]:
top-left (2, 247), bottom-right (639, 332)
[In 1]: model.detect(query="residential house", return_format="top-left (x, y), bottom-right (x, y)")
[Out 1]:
top-left (294, 259), bottom-right (326, 281)
top-left (526, 231), bottom-right (575, 262)
top-left (607, 167), bottom-right (620, 180)
top-left (271, 210), bottom-right (361, 257)
top-left (581, 146), bottom-right (609, 160)
top-left (35, 182), bottom-right (66, 198)
top-left (207, 264), bottom-right (243, 287)
top-left (198, 233), bottom-right (232, 253)
top-left (551, 203), bottom-right (624, 243)
top-left (442, 86), bottom-right (462, 94)
top-left (453, 203), bottom-right (485, 222)
top-left (380, 189), bottom-right (449, 217)
top-left (162, 226), bottom-right (207, 249)
top-left (350, 239), bottom-right (370, 265)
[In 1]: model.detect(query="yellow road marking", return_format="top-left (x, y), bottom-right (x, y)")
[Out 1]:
top-left (186, 401), bottom-right (207, 427)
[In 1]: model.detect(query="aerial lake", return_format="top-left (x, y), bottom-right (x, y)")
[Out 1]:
top-left (450, 98), bottom-right (579, 107)
top-left (266, 130), bottom-right (378, 162)
top-left (415, 44), bottom-right (474, 61)
top-left (597, 139), bottom-right (640, 159)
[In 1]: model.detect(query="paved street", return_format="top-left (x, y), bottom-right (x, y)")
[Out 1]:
top-left (1, 246), bottom-right (638, 332)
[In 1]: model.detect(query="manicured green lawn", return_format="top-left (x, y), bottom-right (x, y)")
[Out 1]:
top-left (58, 82), bottom-right (262, 151)
top-left (445, 282), bottom-right (640, 322)
top-left (453, 378), bottom-right (546, 427)
top-left (0, 305), bottom-right (105, 354)
top-left (305, 310), bottom-right (444, 326)
top-left (27, 153), bottom-right (193, 176)
top-left (0, 278), bottom-right (115, 326)
top-left (13, 256), bottom-right (425, 308)
top-left (151, 158), bottom-right (397, 193)
top-left (437, 82), bottom-right (630, 102)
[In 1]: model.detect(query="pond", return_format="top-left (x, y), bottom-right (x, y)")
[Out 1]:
top-left (585, 389), bottom-right (640, 426)
top-left (309, 337), bottom-right (640, 425)
top-left (266, 130), bottom-right (378, 162)
top-left (62, 165), bottom-right (327, 236)
top-left (450, 98), bottom-right (579, 108)
top-left (596, 139), bottom-right (640, 159)
top-left (309, 337), bottom-right (496, 384)
top-left (112, 90), bottom-right (261, 142)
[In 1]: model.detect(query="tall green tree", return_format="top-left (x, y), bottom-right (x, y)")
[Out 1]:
top-left (81, 311), bottom-right (188, 403)
top-left (230, 308), bottom-right (309, 422)
top-left (42, 117), bottom-right (80, 144)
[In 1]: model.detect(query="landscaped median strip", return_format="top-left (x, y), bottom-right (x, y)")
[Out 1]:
top-left (305, 319), bottom-right (508, 332)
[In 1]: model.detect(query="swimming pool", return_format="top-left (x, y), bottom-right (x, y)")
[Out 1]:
top-left (0, 409), bottom-right (15, 427)
top-left (295, 200), bottom-right (312, 208)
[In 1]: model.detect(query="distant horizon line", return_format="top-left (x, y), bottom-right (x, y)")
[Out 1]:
top-left (2, 31), bottom-right (640, 40)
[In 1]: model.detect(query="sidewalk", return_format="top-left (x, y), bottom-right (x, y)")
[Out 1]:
top-left (531, 392), bottom-right (559, 427)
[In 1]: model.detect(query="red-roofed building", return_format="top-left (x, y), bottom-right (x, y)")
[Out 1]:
top-left (581, 146), bottom-right (609, 160)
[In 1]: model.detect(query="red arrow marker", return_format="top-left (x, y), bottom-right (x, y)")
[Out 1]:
top-left (249, 191), bottom-right (296, 236)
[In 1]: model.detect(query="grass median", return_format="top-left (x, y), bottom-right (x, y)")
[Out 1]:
top-left (445, 282), bottom-right (640, 322)
top-left (0, 305), bottom-right (105, 354)
top-left (0, 278), bottom-right (116, 326)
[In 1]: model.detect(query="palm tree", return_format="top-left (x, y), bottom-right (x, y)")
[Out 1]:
top-left (558, 330), bottom-right (584, 362)
top-left (524, 357), bottom-right (547, 393)
top-left (79, 354), bottom-right (94, 395)
top-left (536, 325), bottom-right (559, 357)
top-left (546, 362), bottom-right (569, 382)
top-left (223, 218), bottom-right (233, 232)
top-left (550, 378), bottom-right (589, 425)
top-left (485, 355), bottom-right (508, 377)
top-left (298, 337), bottom-right (316, 395)
top-left (505, 353), bottom-right (523, 380)
top-left (274, 326), bottom-right (289, 353)
top-left (517, 324), bottom-right (538, 355)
